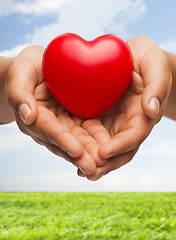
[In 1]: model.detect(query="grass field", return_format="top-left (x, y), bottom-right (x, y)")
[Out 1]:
top-left (0, 192), bottom-right (176, 239)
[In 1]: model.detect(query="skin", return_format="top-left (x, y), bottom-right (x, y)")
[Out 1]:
top-left (0, 35), bottom-right (175, 181)
top-left (5, 46), bottom-right (108, 176)
top-left (79, 35), bottom-right (173, 180)
top-left (0, 56), bottom-right (15, 123)
top-left (162, 51), bottom-right (176, 120)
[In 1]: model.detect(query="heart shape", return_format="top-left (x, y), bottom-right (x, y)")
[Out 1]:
top-left (42, 33), bottom-right (133, 119)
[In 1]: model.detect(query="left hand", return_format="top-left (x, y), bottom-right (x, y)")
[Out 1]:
top-left (78, 35), bottom-right (172, 181)
top-left (6, 46), bottom-right (110, 176)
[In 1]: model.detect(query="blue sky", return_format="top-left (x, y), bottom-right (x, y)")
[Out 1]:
top-left (0, 0), bottom-right (176, 191)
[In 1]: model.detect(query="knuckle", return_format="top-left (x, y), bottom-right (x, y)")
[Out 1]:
top-left (77, 130), bottom-right (89, 139)
top-left (92, 129), bottom-right (104, 136)
top-left (81, 118), bottom-right (100, 129)
top-left (71, 125), bottom-right (88, 138)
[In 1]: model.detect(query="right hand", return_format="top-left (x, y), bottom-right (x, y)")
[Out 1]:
top-left (78, 35), bottom-right (172, 181)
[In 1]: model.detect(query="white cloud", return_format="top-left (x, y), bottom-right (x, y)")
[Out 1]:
top-left (0, 43), bottom-right (29, 57)
top-left (0, 0), bottom-right (68, 17)
top-left (0, 171), bottom-right (96, 191)
top-left (0, 0), bottom-right (147, 56)
top-left (160, 40), bottom-right (176, 52)
top-left (98, 171), bottom-right (176, 191)
top-left (0, 122), bottom-right (33, 153)
top-left (27, 0), bottom-right (147, 47)
top-left (0, 0), bottom-right (13, 17)
top-left (0, 170), bottom-right (175, 191)
top-left (139, 137), bottom-right (176, 155)
top-left (0, 122), bottom-right (61, 159)
top-left (0, 171), bottom-right (77, 191)
top-left (0, 0), bottom-right (147, 59)
top-left (108, 0), bottom-right (147, 35)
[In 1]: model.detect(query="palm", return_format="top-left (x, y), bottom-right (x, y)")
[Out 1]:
top-left (34, 78), bottom-right (85, 138)
top-left (82, 73), bottom-right (155, 157)
top-left (100, 83), bottom-right (149, 137)
top-left (104, 58), bottom-right (160, 133)
top-left (79, 58), bottom-right (155, 180)
top-left (34, 73), bottom-right (110, 172)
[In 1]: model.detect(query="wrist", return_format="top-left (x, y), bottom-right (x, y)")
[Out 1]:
top-left (1, 57), bottom-right (15, 80)
top-left (162, 50), bottom-right (176, 119)
top-left (163, 50), bottom-right (176, 83)
top-left (0, 56), bottom-right (16, 124)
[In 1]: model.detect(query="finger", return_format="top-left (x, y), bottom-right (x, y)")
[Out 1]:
top-left (56, 112), bottom-right (104, 166)
top-left (28, 106), bottom-right (84, 158)
top-left (6, 56), bottom-right (40, 125)
top-left (81, 118), bottom-right (111, 144)
top-left (80, 118), bottom-right (111, 167)
top-left (86, 149), bottom-right (137, 181)
top-left (141, 48), bottom-right (172, 118)
top-left (98, 114), bottom-right (153, 159)
top-left (70, 123), bottom-right (106, 167)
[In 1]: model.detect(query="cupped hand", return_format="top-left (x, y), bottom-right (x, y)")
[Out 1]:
top-left (6, 45), bottom-right (109, 175)
top-left (79, 35), bottom-right (172, 180)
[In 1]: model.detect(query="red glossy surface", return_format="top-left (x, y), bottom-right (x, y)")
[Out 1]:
top-left (42, 33), bottom-right (133, 119)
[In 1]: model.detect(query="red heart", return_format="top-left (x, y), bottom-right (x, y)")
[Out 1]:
top-left (42, 33), bottom-right (133, 119)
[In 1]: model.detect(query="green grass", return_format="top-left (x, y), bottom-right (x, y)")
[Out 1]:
top-left (0, 192), bottom-right (176, 239)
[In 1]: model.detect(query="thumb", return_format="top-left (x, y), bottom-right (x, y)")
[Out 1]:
top-left (141, 49), bottom-right (172, 118)
top-left (6, 58), bottom-right (38, 125)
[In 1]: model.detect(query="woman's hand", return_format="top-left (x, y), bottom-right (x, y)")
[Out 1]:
top-left (6, 45), bottom-right (108, 176)
top-left (79, 35), bottom-right (172, 180)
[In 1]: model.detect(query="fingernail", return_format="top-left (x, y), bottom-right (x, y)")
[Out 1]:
top-left (18, 103), bottom-right (31, 125)
top-left (149, 97), bottom-right (160, 114)
top-left (66, 151), bottom-right (74, 158)
top-left (78, 167), bottom-right (87, 175)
